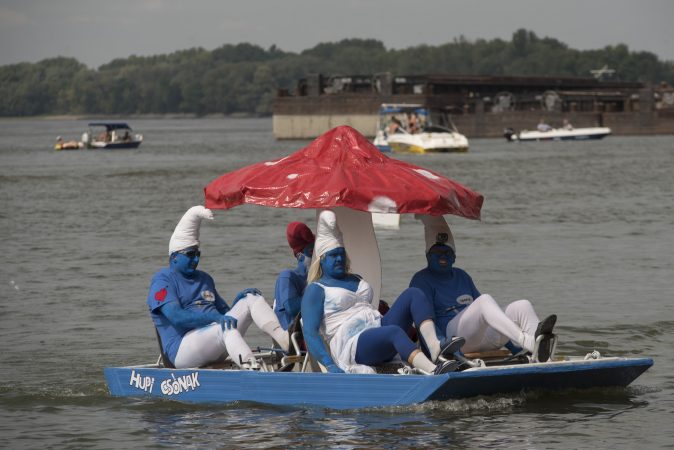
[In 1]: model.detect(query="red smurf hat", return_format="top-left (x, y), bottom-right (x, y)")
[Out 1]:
top-left (286, 221), bottom-right (315, 256)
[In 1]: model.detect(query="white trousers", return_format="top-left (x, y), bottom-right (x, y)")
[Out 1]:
top-left (174, 293), bottom-right (287, 369)
top-left (446, 294), bottom-right (540, 353)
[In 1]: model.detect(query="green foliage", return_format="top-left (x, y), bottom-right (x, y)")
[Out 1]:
top-left (1, 31), bottom-right (672, 117)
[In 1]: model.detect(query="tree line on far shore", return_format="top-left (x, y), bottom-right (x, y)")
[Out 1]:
top-left (1, 29), bottom-right (672, 117)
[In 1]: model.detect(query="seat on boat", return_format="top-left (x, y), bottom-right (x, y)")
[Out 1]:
top-left (154, 327), bottom-right (175, 369)
top-left (278, 313), bottom-right (323, 373)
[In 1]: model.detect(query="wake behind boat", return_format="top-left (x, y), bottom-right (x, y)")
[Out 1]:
top-left (504, 126), bottom-right (611, 142)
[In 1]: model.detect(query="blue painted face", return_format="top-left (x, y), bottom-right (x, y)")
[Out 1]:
top-left (296, 243), bottom-right (314, 278)
top-left (321, 247), bottom-right (346, 279)
top-left (426, 244), bottom-right (455, 274)
top-left (170, 246), bottom-right (201, 277)
top-left (302, 243), bottom-right (314, 258)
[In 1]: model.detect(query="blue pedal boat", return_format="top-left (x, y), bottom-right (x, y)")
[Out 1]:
top-left (105, 127), bottom-right (652, 409)
top-left (104, 356), bottom-right (653, 409)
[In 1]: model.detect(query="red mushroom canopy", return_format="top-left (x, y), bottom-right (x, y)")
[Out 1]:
top-left (204, 125), bottom-right (483, 219)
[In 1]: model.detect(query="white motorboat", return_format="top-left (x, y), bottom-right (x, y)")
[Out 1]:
top-left (504, 126), bottom-right (611, 142)
top-left (83, 122), bottom-right (143, 149)
top-left (373, 104), bottom-right (469, 153)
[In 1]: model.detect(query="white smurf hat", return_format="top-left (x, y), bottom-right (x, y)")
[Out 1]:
top-left (416, 214), bottom-right (455, 253)
top-left (168, 205), bottom-right (214, 255)
top-left (314, 210), bottom-right (344, 258)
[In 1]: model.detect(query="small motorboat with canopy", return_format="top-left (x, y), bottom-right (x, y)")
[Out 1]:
top-left (104, 126), bottom-right (652, 409)
top-left (83, 122), bottom-right (143, 149)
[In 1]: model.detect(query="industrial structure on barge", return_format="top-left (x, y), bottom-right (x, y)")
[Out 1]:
top-left (273, 73), bottom-right (674, 139)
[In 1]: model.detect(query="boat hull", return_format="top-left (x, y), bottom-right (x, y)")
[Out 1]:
top-left (387, 132), bottom-right (469, 154)
top-left (429, 357), bottom-right (651, 401)
top-left (105, 357), bottom-right (652, 409)
top-left (89, 140), bottom-right (142, 149)
top-left (389, 142), bottom-right (469, 154)
top-left (508, 127), bottom-right (611, 142)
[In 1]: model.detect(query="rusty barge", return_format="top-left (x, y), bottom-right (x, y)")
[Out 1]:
top-left (273, 73), bottom-right (674, 139)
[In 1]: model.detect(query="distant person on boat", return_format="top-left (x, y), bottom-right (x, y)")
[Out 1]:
top-left (537, 119), bottom-right (553, 132)
top-left (562, 119), bottom-right (574, 130)
top-left (302, 210), bottom-right (463, 375)
top-left (146, 206), bottom-right (289, 369)
top-left (388, 117), bottom-right (404, 135)
top-left (273, 221), bottom-right (315, 330)
top-left (97, 130), bottom-right (110, 142)
top-left (409, 216), bottom-right (557, 362)
top-left (408, 112), bottom-right (420, 134)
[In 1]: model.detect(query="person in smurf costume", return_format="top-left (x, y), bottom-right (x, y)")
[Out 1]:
top-left (273, 221), bottom-right (315, 330)
top-left (301, 210), bottom-right (463, 375)
top-left (146, 206), bottom-right (289, 369)
top-left (409, 215), bottom-right (557, 362)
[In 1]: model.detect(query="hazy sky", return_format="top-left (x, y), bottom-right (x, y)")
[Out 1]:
top-left (1, 0), bottom-right (672, 68)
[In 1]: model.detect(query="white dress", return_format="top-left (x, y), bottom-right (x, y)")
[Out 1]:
top-left (315, 279), bottom-right (382, 374)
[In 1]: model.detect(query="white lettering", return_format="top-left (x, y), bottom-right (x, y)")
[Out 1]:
top-left (158, 372), bottom-right (201, 396)
top-left (128, 369), bottom-right (155, 393)
top-left (160, 379), bottom-right (172, 395)
top-left (178, 376), bottom-right (188, 392)
top-left (129, 369), bottom-right (140, 386)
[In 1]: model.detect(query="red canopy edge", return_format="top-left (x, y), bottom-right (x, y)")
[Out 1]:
top-left (204, 126), bottom-right (483, 219)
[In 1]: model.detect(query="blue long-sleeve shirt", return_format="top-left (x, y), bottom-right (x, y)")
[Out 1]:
top-left (274, 268), bottom-right (307, 330)
top-left (409, 267), bottom-right (480, 334)
top-left (147, 268), bottom-right (230, 363)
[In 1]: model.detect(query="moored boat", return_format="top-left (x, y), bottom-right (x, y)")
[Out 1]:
top-left (83, 122), bottom-right (143, 149)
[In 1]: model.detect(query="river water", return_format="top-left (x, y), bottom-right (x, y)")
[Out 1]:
top-left (0, 118), bottom-right (672, 449)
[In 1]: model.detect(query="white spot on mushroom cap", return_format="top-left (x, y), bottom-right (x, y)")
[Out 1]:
top-left (368, 196), bottom-right (398, 213)
top-left (264, 156), bottom-right (289, 166)
top-left (414, 169), bottom-right (440, 180)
